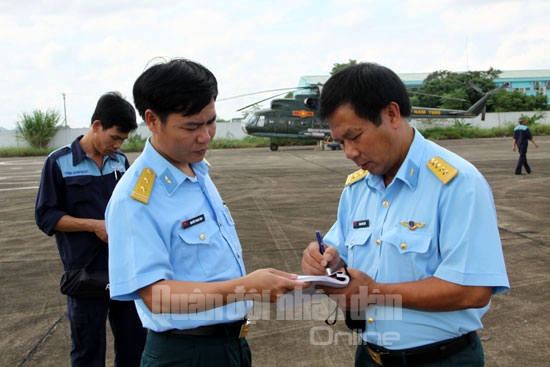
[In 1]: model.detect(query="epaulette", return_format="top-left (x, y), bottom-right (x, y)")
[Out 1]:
top-left (130, 168), bottom-right (156, 204)
top-left (345, 169), bottom-right (368, 186)
top-left (426, 156), bottom-right (458, 184)
top-left (203, 158), bottom-right (211, 167)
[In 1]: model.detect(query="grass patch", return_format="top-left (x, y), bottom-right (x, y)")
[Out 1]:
top-left (418, 124), bottom-right (550, 141)
top-left (2, 125), bottom-right (549, 157)
top-left (0, 147), bottom-right (54, 157)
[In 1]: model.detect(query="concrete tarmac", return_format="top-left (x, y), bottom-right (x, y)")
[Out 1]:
top-left (1, 136), bottom-right (549, 366)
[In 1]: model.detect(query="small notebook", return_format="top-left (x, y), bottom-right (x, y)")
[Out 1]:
top-left (297, 271), bottom-right (350, 294)
top-left (277, 271), bottom-right (350, 310)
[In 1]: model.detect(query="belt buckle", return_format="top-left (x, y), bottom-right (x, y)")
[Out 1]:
top-left (367, 346), bottom-right (387, 366)
top-left (238, 320), bottom-right (251, 338)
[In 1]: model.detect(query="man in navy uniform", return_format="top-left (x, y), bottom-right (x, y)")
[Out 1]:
top-left (35, 92), bottom-right (146, 366)
top-left (513, 115), bottom-right (539, 174)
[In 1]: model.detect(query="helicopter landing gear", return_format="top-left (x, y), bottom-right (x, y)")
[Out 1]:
top-left (269, 142), bottom-right (279, 151)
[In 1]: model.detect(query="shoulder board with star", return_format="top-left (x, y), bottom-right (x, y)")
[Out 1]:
top-left (426, 156), bottom-right (458, 184)
top-left (345, 169), bottom-right (369, 186)
top-left (130, 167), bottom-right (156, 204)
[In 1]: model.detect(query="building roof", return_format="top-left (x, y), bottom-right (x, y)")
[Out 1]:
top-left (298, 75), bottom-right (329, 86)
top-left (499, 69), bottom-right (550, 79)
top-left (299, 70), bottom-right (550, 86)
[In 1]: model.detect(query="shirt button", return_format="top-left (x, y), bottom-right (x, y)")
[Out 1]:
top-left (237, 253), bottom-right (241, 259)
top-left (400, 243), bottom-right (407, 250)
top-left (382, 201), bottom-right (389, 207)
top-left (200, 234), bottom-right (206, 240)
top-left (375, 239), bottom-right (381, 245)
top-left (367, 317), bottom-right (374, 324)
top-left (219, 222), bottom-right (223, 227)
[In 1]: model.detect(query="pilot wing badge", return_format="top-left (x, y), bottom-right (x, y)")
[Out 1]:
top-left (400, 221), bottom-right (426, 231)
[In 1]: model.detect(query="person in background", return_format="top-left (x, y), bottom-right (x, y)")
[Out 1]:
top-left (105, 58), bottom-right (306, 367)
top-left (513, 115), bottom-right (539, 175)
top-left (301, 63), bottom-right (509, 367)
top-left (35, 92), bottom-right (146, 366)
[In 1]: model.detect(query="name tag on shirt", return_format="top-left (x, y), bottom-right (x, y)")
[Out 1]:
top-left (353, 219), bottom-right (370, 229)
top-left (182, 214), bottom-right (205, 229)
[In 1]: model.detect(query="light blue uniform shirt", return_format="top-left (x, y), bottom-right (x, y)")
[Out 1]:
top-left (106, 140), bottom-right (251, 332)
top-left (324, 129), bottom-right (509, 349)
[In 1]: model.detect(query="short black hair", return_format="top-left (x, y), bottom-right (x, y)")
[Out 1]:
top-left (132, 58), bottom-right (218, 123)
top-left (90, 92), bottom-right (137, 133)
top-left (319, 63), bottom-right (411, 126)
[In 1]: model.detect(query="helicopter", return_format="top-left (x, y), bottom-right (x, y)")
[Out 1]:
top-left (239, 82), bottom-right (510, 151)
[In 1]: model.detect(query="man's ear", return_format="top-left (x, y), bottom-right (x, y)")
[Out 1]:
top-left (385, 102), bottom-right (402, 127)
top-left (144, 109), bottom-right (160, 133)
top-left (91, 119), bottom-right (103, 131)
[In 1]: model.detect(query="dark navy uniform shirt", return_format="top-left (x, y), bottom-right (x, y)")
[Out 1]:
top-left (35, 136), bottom-right (130, 272)
top-left (514, 124), bottom-right (532, 150)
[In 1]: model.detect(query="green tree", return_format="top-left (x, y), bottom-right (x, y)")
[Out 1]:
top-left (330, 59), bottom-right (358, 75)
top-left (418, 69), bottom-right (501, 111)
top-left (327, 62), bottom-right (548, 112)
top-left (16, 109), bottom-right (62, 148)
top-left (492, 90), bottom-right (548, 112)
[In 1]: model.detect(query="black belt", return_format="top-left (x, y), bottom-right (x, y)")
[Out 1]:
top-left (366, 331), bottom-right (477, 366)
top-left (159, 320), bottom-right (250, 339)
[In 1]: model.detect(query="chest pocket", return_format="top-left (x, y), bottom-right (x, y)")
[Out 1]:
top-left (382, 230), bottom-right (431, 254)
top-left (346, 228), bottom-right (372, 268)
top-left (379, 229), bottom-right (434, 280)
top-left (176, 221), bottom-right (228, 281)
top-left (65, 175), bottom-right (93, 204)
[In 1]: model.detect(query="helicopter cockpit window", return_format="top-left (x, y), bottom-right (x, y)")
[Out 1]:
top-left (257, 116), bottom-right (265, 127)
top-left (244, 114), bottom-right (259, 127)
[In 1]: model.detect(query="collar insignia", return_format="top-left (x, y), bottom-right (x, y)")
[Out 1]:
top-left (400, 221), bottom-right (425, 231)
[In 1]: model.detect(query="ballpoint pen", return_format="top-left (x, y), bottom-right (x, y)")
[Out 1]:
top-left (315, 230), bottom-right (333, 276)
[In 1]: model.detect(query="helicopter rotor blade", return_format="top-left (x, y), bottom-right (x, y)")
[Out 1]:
top-left (236, 91), bottom-right (292, 111)
top-left (218, 87), bottom-right (308, 102)
top-left (466, 80), bottom-right (484, 94)
top-left (407, 91), bottom-right (467, 102)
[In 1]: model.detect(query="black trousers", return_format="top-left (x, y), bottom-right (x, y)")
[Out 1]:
top-left (515, 147), bottom-right (531, 174)
top-left (67, 297), bottom-right (147, 367)
top-left (141, 331), bottom-right (251, 367)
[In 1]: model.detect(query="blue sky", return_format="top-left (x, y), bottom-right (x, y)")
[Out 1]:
top-left (0, 0), bottom-right (548, 129)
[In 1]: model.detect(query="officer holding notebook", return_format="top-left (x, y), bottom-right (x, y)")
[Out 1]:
top-left (301, 63), bottom-right (509, 366)
top-left (105, 58), bottom-right (305, 367)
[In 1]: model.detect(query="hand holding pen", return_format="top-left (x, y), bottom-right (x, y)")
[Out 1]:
top-left (316, 230), bottom-right (333, 276)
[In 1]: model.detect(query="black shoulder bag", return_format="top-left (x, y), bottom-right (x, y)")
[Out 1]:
top-left (60, 247), bottom-right (110, 299)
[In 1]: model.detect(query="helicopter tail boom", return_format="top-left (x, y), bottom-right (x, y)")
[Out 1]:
top-left (410, 82), bottom-right (509, 121)
top-left (462, 82), bottom-right (509, 120)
